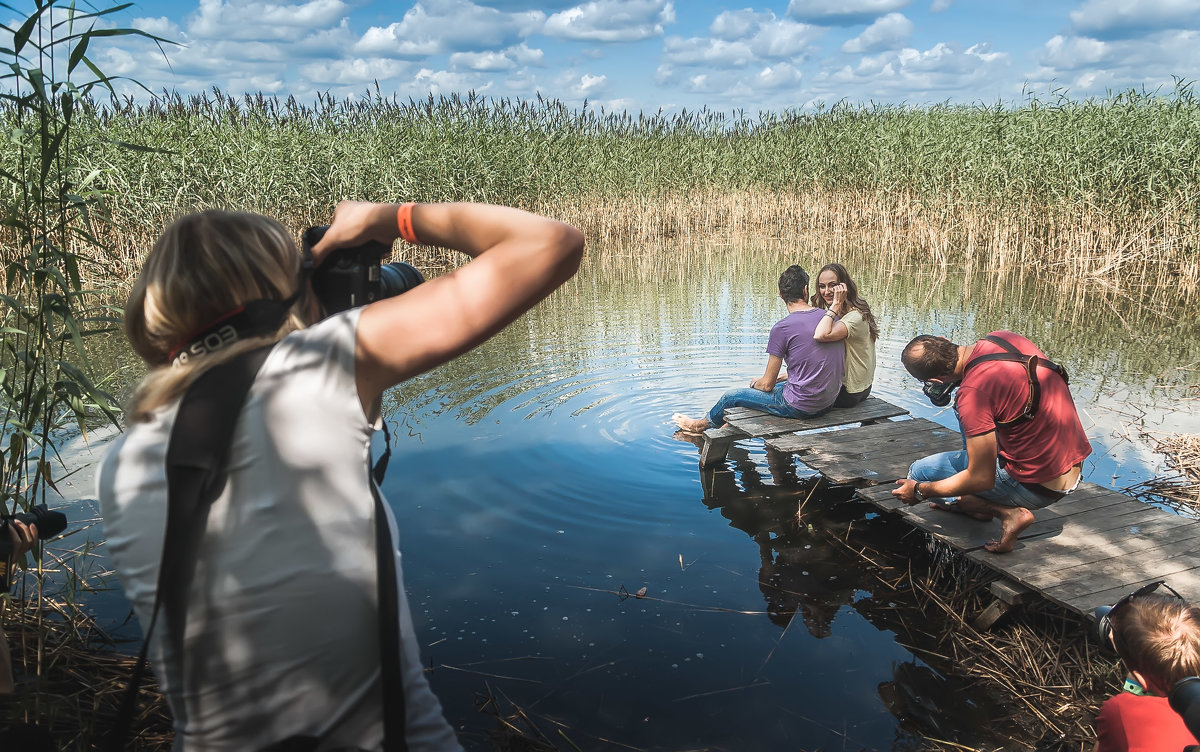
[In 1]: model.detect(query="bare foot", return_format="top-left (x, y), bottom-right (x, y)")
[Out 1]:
top-left (985, 506), bottom-right (1035, 553)
top-left (672, 413), bottom-right (711, 433)
top-left (928, 501), bottom-right (991, 521)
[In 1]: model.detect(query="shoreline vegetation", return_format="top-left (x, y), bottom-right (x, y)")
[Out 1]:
top-left (2, 2), bottom-right (1198, 743)
top-left (3, 83), bottom-right (1194, 292)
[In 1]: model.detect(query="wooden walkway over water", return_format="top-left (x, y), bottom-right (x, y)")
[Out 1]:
top-left (694, 398), bottom-right (1200, 621)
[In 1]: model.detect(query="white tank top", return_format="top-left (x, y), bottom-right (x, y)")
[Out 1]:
top-left (98, 309), bottom-right (462, 751)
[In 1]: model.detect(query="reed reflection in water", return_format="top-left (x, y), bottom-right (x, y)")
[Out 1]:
top-left (381, 239), bottom-right (1199, 749)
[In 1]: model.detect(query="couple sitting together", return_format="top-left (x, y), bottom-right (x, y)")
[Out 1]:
top-left (672, 263), bottom-right (877, 434)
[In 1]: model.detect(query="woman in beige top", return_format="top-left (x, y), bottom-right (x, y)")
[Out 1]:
top-left (811, 262), bottom-right (878, 407)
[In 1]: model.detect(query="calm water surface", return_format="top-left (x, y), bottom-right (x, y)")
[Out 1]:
top-left (72, 241), bottom-right (1200, 750)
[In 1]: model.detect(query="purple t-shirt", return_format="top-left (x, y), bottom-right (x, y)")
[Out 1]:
top-left (767, 308), bottom-right (845, 413)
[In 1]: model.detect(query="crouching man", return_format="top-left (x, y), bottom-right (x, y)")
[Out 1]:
top-left (891, 331), bottom-right (1091, 553)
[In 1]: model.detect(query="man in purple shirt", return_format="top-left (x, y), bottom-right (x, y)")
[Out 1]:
top-left (673, 265), bottom-right (845, 433)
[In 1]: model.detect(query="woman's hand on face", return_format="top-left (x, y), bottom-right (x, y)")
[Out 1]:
top-left (310, 202), bottom-right (397, 266)
top-left (832, 283), bottom-right (847, 307)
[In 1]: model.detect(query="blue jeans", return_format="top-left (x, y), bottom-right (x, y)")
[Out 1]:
top-left (907, 450), bottom-right (1058, 510)
top-left (706, 383), bottom-right (827, 427)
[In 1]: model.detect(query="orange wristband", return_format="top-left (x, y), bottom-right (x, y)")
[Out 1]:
top-left (396, 202), bottom-right (419, 244)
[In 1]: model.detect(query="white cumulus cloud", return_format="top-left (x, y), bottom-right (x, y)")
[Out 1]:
top-left (544, 0), bottom-right (675, 42)
top-left (189, 0), bottom-right (350, 41)
top-left (355, 1), bottom-right (544, 57)
top-left (450, 43), bottom-right (545, 71)
top-left (754, 62), bottom-right (803, 89)
top-left (662, 37), bottom-right (754, 67)
top-left (301, 57), bottom-right (409, 85)
top-left (841, 12), bottom-right (913, 53)
top-left (663, 9), bottom-right (822, 71)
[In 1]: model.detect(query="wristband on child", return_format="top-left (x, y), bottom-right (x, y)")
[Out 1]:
top-left (397, 202), bottom-right (420, 244)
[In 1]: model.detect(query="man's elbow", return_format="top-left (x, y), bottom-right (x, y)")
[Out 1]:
top-left (547, 222), bottom-right (584, 279)
top-left (965, 471), bottom-right (996, 494)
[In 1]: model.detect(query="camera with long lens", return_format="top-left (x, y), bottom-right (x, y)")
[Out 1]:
top-left (0, 504), bottom-right (68, 590)
top-left (1170, 677), bottom-right (1200, 747)
top-left (302, 226), bottom-right (425, 316)
top-left (922, 380), bottom-right (958, 407)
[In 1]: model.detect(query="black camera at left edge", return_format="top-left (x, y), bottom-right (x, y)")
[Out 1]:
top-left (302, 226), bottom-right (425, 316)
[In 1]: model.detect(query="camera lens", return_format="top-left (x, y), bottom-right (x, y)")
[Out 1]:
top-left (1170, 677), bottom-right (1200, 741)
top-left (379, 262), bottom-right (424, 298)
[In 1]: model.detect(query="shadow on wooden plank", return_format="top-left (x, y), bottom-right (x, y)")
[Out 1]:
top-left (897, 504), bottom-right (994, 550)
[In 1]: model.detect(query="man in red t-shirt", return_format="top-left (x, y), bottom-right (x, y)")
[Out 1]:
top-left (891, 331), bottom-right (1092, 553)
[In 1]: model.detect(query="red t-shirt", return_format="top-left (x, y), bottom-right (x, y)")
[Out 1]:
top-left (955, 331), bottom-right (1092, 483)
top-left (1095, 692), bottom-right (1197, 752)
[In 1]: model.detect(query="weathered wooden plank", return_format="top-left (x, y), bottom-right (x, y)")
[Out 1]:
top-left (981, 515), bottom-right (1200, 577)
top-left (1030, 503), bottom-right (1172, 536)
top-left (1023, 524), bottom-right (1200, 578)
top-left (1038, 485), bottom-right (1140, 516)
top-left (722, 397), bottom-right (909, 439)
top-left (856, 485), bottom-right (912, 512)
top-left (1021, 535), bottom-right (1200, 596)
top-left (774, 419), bottom-right (962, 485)
top-left (894, 504), bottom-right (995, 549)
top-left (1050, 566), bottom-right (1200, 612)
top-left (699, 426), bottom-right (745, 468)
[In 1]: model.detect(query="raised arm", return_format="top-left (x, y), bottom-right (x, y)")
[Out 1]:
top-left (812, 309), bottom-right (849, 342)
top-left (312, 201), bottom-right (584, 406)
top-left (813, 283), bottom-right (849, 342)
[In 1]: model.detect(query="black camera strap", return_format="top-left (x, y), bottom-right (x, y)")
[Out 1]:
top-left (107, 345), bottom-right (408, 752)
top-left (963, 334), bottom-right (1070, 428)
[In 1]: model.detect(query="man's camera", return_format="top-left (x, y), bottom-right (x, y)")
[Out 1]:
top-left (302, 226), bottom-right (425, 316)
top-left (0, 504), bottom-right (67, 590)
top-left (922, 380), bottom-right (958, 407)
top-left (1170, 677), bottom-right (1200, 746)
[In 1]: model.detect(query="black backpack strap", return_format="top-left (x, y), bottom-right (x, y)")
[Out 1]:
top-left (981, 334), bottom-right (1070, 384)
top-left (162, 345), bottom-right (277, 666)
top-left (963, 334), bottom-right (1069, 428)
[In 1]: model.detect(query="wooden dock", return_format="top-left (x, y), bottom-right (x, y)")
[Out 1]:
top-left (695, 398), bottom-right (1200, 621)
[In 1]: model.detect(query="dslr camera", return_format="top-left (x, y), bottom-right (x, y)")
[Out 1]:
top-left (302, 226), bottom-right (425, 316)
top-left (922, 380), bottom-right (958, 407)
top-left (0, 504), bottom-right (67, 590)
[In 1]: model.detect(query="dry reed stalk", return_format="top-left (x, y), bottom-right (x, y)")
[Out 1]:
top-left (815, 523), bottom-right (1113, 751)
top-left (41, 187), bottom-right (1199, 298)
top-left (534, 189), bottom-right (1198, 290)
top-left (2, 598), bottom-right (173, 750)
top-left (1129, 433), bottom-right (1200, 512)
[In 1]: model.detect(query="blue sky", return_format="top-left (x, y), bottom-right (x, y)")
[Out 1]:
top-left (12, 0), bottom-right (1200, 112)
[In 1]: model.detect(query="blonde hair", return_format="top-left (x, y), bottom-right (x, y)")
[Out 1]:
top-left (1113, 594), bottom-right (1200, 693)
top-left (124, 210), bottom-right (310, 421)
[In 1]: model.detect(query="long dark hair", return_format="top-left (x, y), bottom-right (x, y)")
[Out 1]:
top-left (811, 263), bottom-right (878, 341)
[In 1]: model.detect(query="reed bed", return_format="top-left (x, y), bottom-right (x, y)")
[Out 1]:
top-left (1130, 433), bottom-right (1200, 513)
top-left (1, 596), bottom-right (173, 751)
top-left (2, 85), bottom-right (1196, 290)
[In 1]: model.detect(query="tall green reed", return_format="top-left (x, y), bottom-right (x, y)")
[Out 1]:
top-left (1, 0), bottom-right (167, 737)
top-left (59, 82), bottom-right (1198, 287)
